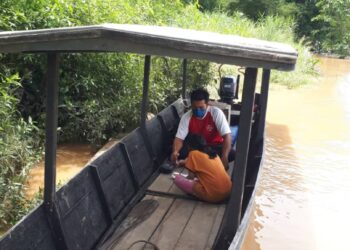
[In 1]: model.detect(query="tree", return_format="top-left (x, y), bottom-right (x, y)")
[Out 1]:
top-left (226, 0), bottom-right (298, 20)
top-left (313, 0), bottom-right (350, 56)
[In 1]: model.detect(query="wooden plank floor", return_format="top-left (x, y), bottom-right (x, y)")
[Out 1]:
top-left (101, 197), bottom-right (225, 250)
top-left (147, 167), bottom-right (189, 196)
top-left (149, 198), bottom-right (197, 249)
top-left (100, 163), bottom-right (234, 250)
top-left (100, 195), bottom-right (175, 250)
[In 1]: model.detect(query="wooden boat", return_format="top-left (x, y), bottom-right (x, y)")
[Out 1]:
top-left (0, 24), bottom-right (297, 249)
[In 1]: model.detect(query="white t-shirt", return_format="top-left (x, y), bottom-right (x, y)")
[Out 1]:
top-left (176, 105), bottom-right (231, 140)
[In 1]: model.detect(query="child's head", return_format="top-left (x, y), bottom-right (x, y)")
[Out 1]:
top-left (185, 133), bottom-right (217, 159)
top-left (185, 133), bottom-right (206, 151)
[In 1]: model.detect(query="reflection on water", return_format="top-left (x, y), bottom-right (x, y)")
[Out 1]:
top-left (25, 144), bottom-right (95, 198)
top-left (242, 57), bottom-right (350, 250)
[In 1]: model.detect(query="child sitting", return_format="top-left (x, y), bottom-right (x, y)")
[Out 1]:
top-left (174, 134), bottom-right (232, 203)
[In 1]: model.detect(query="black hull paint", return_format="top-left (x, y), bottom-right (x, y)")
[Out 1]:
top-left (229, 139), bottom-right (265, 250)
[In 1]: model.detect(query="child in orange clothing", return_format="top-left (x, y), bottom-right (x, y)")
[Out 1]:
top-left (174, 134), bottom-right (232, 203)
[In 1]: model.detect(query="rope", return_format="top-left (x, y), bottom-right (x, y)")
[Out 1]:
top-left (126, 240), bottom-right (159, 250)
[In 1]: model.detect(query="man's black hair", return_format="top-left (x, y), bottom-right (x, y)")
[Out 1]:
top-left (190, 88), bottom-right (209, 103)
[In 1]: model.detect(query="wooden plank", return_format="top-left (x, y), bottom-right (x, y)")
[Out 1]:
top-left (147, 167), bottom-right (184, 193)
top-left (174, 202), bottom-right (220, 250)
top-left (147, 172), bottom-right (174, 192)
top-left (89, 143), bottom-right (137, 218)
top-left (145, 117), bottom-right (167, 161)
top-left (205, 204), bottom-right (226, 249)
top-left (101, 195), bottom-right (174, 250)
top-left (122, 128), bottom-right (154, 186)
top-left (0, 25), bottom-right (298, 71)
top-left (59, 188), bottom-right (109, 249)
top-left (101, 161), bottom-right (227, 250)
top-left (148, 199), bottom-right (196, 249)
top-left (55, 168), bottom-right (109, 249)
top-left (0, 205), bottom-right (56, 250)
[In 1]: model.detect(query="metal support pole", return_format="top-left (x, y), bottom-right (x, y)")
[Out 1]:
top-left (140, 55), bottom-right (151, 129)
top-left (44, 53), bottom-right (68, 250)
top-left (256, 69), bottom-right (270, 144)
top-left (44, 53), bottom-right (59, 207)
top-left (213, 67), bottom-right (258, 250)
top-left (182, 59), bottom-right (187, 99)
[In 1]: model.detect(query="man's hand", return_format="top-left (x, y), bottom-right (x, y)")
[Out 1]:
top-left (172, 138), bottom-right (184, 164)
top-left (177, 159), bottom-right (186, 167)
top-left (171, 151), bottom-right (179, 163)
top-left (221, 133), bottom-right (231, 170)
top-left (221, 155), bottom-right (229, 170)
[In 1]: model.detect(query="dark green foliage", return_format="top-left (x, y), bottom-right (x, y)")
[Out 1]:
top-left (194, 0), bottom-right (299, 20)
top-left (194, 0), bottom-right (350, 56)
top-left (295, 0), bottom-right (323, 51)
top-left (312, 0), bottom-right (350, 56)
top-left (198, 0), bottom-right (229, 12)
top-left (295, 0), bottom-right (350, 56)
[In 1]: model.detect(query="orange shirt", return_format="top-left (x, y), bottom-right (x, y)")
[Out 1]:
top-left (185, 150), bottom-right (232, 202)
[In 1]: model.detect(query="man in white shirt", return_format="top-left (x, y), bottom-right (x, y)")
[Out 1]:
top-left (171, 89), bottom-right (234, 169)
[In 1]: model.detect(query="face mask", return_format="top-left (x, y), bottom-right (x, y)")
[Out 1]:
top-left (192, 108), bottom-right (206, 118)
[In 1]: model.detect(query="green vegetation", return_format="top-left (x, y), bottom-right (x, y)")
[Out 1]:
top-left (194, 0), bottom-right (350, 56)
top-left (0, 70), bottom-right (42, 231)
top-left (0, 0), bottom-right (318, 232)
top-left (309, 0), bottom-right (350, 56)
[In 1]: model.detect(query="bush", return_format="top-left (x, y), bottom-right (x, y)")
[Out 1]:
top-left (0, 70), bottom-right (42, 231)
top-left (312, 0), bottom-right (350, 56)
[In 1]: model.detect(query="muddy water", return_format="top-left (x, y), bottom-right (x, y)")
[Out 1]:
top-left (242, 57), bottom-right (350, 250)
top-left (25, 144), bottom-right (95, 198)
top-left (25, 138), bottom-right (122, 198)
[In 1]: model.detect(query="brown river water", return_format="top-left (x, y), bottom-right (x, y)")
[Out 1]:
top-left (24, 57), bottom-right (350, 249)
top-left (242, 57), bottom-right (350, 250)
top-left (25, 144), bottom-right (95, 198)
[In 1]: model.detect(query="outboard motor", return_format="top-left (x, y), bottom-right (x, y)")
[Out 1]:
top-left (219, 75), bottom-right (240, 104)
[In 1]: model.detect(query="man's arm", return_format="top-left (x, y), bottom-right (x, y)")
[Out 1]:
top-left (172, 111), bottom-right (191, 163)
top-left (221, 133), bottom-right (232, 169)
top-left (211, 107), bottom-right (232, 169)
top-left (171, 137), bottom-right (184, 163)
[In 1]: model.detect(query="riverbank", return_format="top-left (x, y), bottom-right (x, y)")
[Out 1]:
top-left (315, 53), bottom-right (350, 60)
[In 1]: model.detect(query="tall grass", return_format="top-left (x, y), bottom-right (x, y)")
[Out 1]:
top-left (169, 9), bottom-right (319, 88)
top-left (0, 71), bottom-right (42, 232)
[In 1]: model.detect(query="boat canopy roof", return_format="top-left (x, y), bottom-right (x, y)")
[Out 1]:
top-left (0, 24), bottom-right (297, 71)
